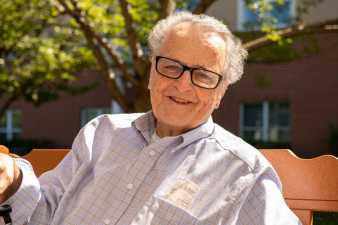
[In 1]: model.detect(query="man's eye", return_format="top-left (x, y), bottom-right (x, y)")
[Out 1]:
top-left (162, 65), bottom-right (182, 74)
top-left (194, 71), bottom-right (213, 82)
top-left (164, 65), bottom-right (181, 70)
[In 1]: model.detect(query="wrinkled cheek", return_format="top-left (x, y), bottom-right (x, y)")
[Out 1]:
top-left (196, 100), bottom-right (212, 114)
top-left (206, 97), bottom-right (218, 111)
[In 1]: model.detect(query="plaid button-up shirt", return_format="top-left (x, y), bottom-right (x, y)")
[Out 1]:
top-left (3, 112), bottom-right (301, 225)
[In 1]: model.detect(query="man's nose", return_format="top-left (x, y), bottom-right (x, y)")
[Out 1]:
top-left (175, 70), bottom-right (193, 92)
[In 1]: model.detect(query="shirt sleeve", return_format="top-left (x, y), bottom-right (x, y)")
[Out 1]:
top-left (0, 116), bottom-right (99, 225)
top-left (236, 168), bottom-right (303, 225)
top-left (0, 149), bottom-right (78, 225)
top-left (1, 158), bottom-right (40, 225)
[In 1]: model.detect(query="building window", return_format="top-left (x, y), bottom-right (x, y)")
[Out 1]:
top-left (240, 101), bottom-right (291, 143)
top-left (80, 107), bottom-right (111, 127)
top-left (0, 110), bottom-right (22, 141)
top-left (237, 0), bottom-right (295, 31)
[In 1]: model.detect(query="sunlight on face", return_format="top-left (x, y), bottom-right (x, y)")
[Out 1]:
top-left (149, 22), bottom-right (229, 137)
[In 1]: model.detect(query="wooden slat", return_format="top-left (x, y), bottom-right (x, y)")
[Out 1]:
top-left (292, 209), bottom-right (313, 225)
top-left (261, 149), bottom-right (338, 202)
top-left (23, 149), bottom-right (69, 176)
top-left (3, 146), bottom-right (338, 225)
top-left (286, 199), bottom-right (338, 211)
top-left (261, 149), bottom-right (338, 225)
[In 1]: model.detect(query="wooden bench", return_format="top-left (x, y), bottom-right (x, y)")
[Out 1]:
top-left (1, 146), bottom-right (337, 225)
top-left (260, 149), bottom-right (338, 225)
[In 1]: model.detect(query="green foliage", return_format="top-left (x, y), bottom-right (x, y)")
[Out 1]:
top-left (0, 0), bottom-right (96, 108)
top-left (237, 31), bottom-right (320, 63)
top-left (249, 41), bottom-right (301, 63)
top-left (243, 0), bottom-right (293, 41)
top-left (0, 0), bottom-right (327, 112)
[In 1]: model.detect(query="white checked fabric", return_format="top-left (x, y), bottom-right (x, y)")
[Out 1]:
top-left (1, 112), bottom-right (302, 225)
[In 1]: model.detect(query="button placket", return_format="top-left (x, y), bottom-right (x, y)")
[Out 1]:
top-left (124, 146), bottom-right (162, 195)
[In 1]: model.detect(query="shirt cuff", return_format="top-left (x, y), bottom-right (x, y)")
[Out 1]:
top-left (1, 158), bottom-right (40, 225)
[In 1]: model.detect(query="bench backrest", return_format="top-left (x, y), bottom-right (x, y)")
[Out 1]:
top-left (23, 149), bottom-right (69, 175)
top-left (1, 146), bottom-right (338, 225)
top-left (261, 149), bottom-right (338, 225)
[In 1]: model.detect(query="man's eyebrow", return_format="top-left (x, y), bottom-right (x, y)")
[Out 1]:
top-left (175, 58), bottom-right (210, 70)
top-left (190, 63), bottom-right (209, 70)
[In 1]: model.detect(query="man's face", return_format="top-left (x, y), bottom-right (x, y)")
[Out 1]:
top-left (149, 22), bottom-right (229, 136)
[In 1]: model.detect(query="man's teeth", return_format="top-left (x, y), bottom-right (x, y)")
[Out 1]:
top-left (170, 96), bottom-right (191, 104)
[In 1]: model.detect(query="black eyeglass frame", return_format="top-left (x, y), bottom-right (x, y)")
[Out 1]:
top-left (155, 56), bottom-right (223, 89)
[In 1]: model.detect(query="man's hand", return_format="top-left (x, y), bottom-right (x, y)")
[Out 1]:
top-left (0, 152), bottom-right (22, 203)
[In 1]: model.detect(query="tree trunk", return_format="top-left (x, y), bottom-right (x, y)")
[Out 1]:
top-left (0, 95), bottom-right (17, 121)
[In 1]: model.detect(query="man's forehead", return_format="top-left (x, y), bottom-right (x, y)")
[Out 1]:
top-left (167, 22), bottom-right (226, 50)
top-left (162, 22), bottom-right (226, 68)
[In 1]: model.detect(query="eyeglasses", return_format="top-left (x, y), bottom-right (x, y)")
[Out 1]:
top-left (155, 56), bottom-right (223, 89)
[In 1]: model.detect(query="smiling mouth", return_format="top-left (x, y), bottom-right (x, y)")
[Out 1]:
top-left (169, 96), bottom-right (192, 105)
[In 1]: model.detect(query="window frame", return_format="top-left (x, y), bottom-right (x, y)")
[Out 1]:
top-left (0, 110), bottom-right (22, 141)
top-left (239, 101), bottom-right (291, 143)
top-left (237, 0), bottom-right (296, 31)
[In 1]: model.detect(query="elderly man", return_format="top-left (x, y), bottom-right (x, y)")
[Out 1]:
top-left (0, 12), bottom-right (301, 225)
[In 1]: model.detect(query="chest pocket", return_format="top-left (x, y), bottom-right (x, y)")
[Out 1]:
top-left (150, 197), bottom-right (200, 225)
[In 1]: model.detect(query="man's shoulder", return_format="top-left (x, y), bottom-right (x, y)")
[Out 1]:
top-left (210, 124), bottom-right (271, 172)
top-left (87, 113), bottom-right (145, 129)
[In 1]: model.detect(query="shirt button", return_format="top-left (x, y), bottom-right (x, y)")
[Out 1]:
top-left (127, 183), bottom-right (133, 190)
top-left (149, 150), bottom-right (156, 156)
top-left (103, 218), bottom-right (110, 224)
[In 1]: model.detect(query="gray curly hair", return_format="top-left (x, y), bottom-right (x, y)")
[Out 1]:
top-left (148, 12), bottom-right (248, 84)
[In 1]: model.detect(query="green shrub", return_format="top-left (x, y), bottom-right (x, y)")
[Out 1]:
top-left (314, 212), bottom-right (338, 225)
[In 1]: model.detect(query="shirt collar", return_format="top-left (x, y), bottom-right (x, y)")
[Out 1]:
top-left (132, 111), bottom-right (156, 144)
top-left (132, 111), bottom-right (215, 152)
top-left (177, 116), bottom-right (214, 151)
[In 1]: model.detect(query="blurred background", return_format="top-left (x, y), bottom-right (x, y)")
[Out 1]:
top-left (1, 0), bottom-right (337, 159)
top-left (1, 1), bottom-right (338, 223)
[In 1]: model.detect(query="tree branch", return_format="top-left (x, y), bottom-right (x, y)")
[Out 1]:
top-left (159, 0), bottom-right (176, 19)
top-left (0, 95), bottom-right (18, 121)
top-left (193, 0), bottom-right (216, 14)
top-left (56, 0), bottom-right (131, 111)
top-left (244, 19), bottom-right (338, 51)
top-left (55, 0), bottom-right (139, 87)
top-left (118, 0), bottom-right (147, 77)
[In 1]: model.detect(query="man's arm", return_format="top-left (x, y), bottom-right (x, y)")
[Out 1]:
top-left (0, 153), bottom-right (22, 203)
top-left (0, 153), bottom-right (40, 225)
top-left (0, 141), bottom-right (89, 225)
top-left (236, 169), bottom-right (302, 225)
top-left (0, 115), bottom-right (105, 225)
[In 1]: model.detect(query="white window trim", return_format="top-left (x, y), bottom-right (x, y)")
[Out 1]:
top-left (111, 100), bottom-right (123, 114)
top-left (0, 110), bottom-right (22, 141)
top-left (262, 101), bottom-right (269, 141)
top-left (239, 101), bottom-right (290, 142)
